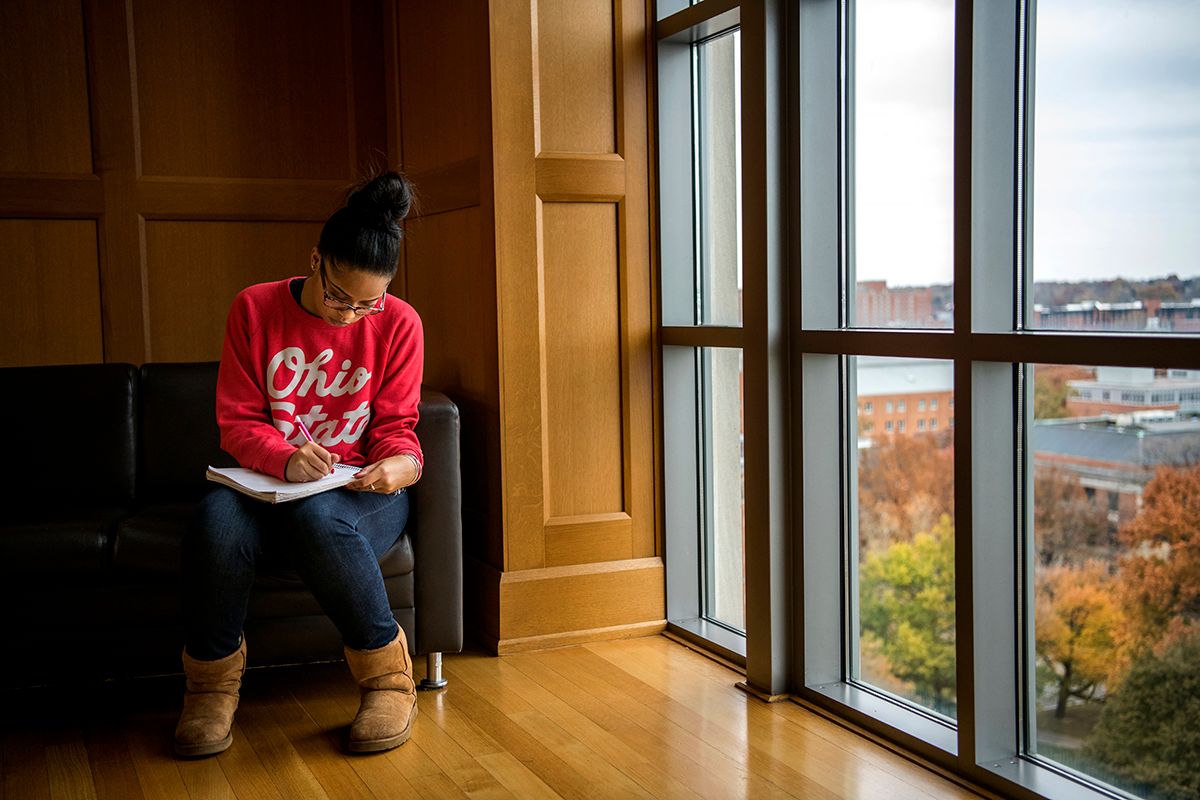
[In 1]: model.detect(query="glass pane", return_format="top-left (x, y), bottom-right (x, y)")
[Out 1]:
top-left (702, 347), bottom-right (745, 630)
top-left (852, 356), bottom-right (956, 718)
top-left (1030, 363), bottom-right (1200, 798)
top-left (657, 0), bottom-right (690, 20)
top-left (695, 30), bottom-right (742, 326)
top-left (1029, 2), bottom-right (1200, 331)
top-left (849, 0), bottom-right (954, 328)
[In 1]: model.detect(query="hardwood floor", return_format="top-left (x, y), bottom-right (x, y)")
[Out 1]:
top-left (0, 636), bottom-right (983, 799)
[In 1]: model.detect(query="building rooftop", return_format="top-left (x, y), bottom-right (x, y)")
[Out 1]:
top-left (1033, 415), bottom-right (1200, 467)
top-left (856, 356), bottom-right (953, 396)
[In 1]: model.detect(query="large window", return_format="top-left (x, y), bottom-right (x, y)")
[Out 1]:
top-left (656, 1), bottom-right (1200, 799)
top-left (851, 356), bottom-right (956, 719)
top-left (1028, 1), bottom-right (1200, 332)
top-left (1029, 363), bottom-right (1200, 798)
top-left (848, 0), bottom-right (954, 329)
top-left (659, 11), bottom-right (746, 657)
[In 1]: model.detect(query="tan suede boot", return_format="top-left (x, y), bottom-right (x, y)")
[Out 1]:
top-left (174, 638), bottom-right (246, 757)
top-left (344, 626), bottom-right (418, 753)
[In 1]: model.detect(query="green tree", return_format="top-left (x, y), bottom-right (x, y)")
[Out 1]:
top-left (859, 515), bottom-right (956, 713)
top-left (1083, 634), bottom-right (1200, 800)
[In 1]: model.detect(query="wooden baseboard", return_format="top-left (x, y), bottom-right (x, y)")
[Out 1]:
top-left (495, 620), bottom-right (666, 654)
top-left (498, 557), bottom-right (665, 640)
top-left (466, 556), bottom-right (666, 653)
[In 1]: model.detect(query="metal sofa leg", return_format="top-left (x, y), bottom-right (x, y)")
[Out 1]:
top-left (418, 652), bottom-right (448, 690)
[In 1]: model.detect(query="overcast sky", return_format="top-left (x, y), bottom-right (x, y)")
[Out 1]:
top-left (852, 0), bottom-right (1200, 287)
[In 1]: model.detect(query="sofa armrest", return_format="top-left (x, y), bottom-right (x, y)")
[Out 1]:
top-left (410, 389), bottom-right (464, 656)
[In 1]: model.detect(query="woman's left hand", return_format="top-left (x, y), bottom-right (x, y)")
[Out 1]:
top-left (347, 455), bottom-right (419, 494)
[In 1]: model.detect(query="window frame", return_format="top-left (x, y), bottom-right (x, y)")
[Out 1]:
top-left (656, 0), bottom-right (749, 665)
top-left (652, 1), bottom-right (1200, 799)
top-left (792, 2), bottom-right (1200, 799)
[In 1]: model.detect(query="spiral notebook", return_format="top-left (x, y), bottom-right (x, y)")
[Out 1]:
top-left (205, 462), bottom-right (360, 503)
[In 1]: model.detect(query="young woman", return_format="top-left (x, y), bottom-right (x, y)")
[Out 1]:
top-left (175, 171), bottom-right (423, 757)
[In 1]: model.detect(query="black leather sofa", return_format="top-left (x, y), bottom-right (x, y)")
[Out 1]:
top-left (0, 361), bottom-right (462, 688)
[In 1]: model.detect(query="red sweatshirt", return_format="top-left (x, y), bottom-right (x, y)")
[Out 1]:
top-left (216, 277), bottom-right (423, 480)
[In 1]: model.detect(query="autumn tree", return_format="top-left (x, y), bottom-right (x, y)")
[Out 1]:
top-left (1134, 277), bottom-right (1182, 302)
top-left (1113, 464), bottom-right (1200, 668)
top-left (1083, 633), bottom-right (1200, 800)
top-left (1034, 560), bottom-right (1121, 718)
top-left (859, 515), bottom-right (956, 714)
top-left (857, 434), bottom-right (954, 551)
top-left (1033, 364), bottom-right (1093, 420)
top-left (1032, 466), bottom-right (1112, 566)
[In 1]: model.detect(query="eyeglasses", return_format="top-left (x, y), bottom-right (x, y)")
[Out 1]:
top-left (318, 259), bottom-right (386, 316)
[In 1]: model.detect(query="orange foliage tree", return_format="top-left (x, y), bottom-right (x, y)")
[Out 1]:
top-left (1033, 465), bottom-right (1111, 566)
top-left (1033, 364), bottom-right (1094, 420)
top-left (857, 433), bottom-right (953, 551)
top-left (1034, 560), bottom-right (1121, 718)
top-left (1114, 464), bottom-right (1200, 667)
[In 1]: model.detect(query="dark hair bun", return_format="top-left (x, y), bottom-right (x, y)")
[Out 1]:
top-left (346, 171), bottom-right (412, 230)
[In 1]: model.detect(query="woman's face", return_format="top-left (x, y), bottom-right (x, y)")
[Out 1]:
top-left (309, 254), bottom-right (392, 327)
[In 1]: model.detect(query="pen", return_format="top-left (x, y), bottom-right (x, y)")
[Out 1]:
top-left (295, 417), bottom-right (315, 443)
top-left (295, 417), bottom-right (336, 475)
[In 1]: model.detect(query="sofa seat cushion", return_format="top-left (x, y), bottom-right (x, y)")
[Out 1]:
top-left (114, 504), bottom-right (416, 582)
top-left (248, 572), bottom-right (414, 619)
top-left (0, 507), bottom-right (125, 581)
top-left (4, 582), bottom-right (184, 626)
top-left (112, 503), bottom-right (193, 577)
top-left (2, 363), bottom-right (138, 507)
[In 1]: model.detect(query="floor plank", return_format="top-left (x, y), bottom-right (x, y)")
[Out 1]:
top-left (82, 727), bottom-right (146, 800)
top-left (235, 697), bottom-right (330, 800)
top-left (125, 725), bottom-right (189, 800)
top-left (1, 636), bottom-right (984, 800)
top-left (2, 728), bottom-right (52, 800)
top-left (208, 722), bottom-right (284, 800)
top-left (45, 739), bottom-right (97, 800)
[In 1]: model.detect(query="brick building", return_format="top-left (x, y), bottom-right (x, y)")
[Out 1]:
top-left (1033, 414), bottom-right (1200, 533)
top-left (855, 281), bottom-right (942, 328)
top-left (856, 356), bottom-right (954, 440)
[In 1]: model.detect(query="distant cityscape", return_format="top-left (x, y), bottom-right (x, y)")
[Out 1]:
top-left (856, 358), bottom-right (1200, 540)
top-left (855, 273), bottom-right (1200, 534)
top-left (855, 274), bottom-right (1200, 331)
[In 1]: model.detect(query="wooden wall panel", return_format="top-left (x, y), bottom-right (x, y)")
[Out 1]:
top-left (131, 0), bottom-right (353, 179)
top-left (392, 0), bottom-right (502, 594)
top-left (405, 208), bottom-right (493, 395)
top-left (404, 206), bottom-right (502, 567)
top-left (543, 201), bottom-right (625, 518)
top-left (0, 219), bottom-right (103, 366)
top-left (396, 0), bottom-right (488, 174)
top-left (0, 0), bottom-right (93, 175)
top-left (536, 0), bottom-right (617, 154)
top-left (144, 221), bottom-right (323, 362)
top-left (1, 0), bottom-right (388, 366)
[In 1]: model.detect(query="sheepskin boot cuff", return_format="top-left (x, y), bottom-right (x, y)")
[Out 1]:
top-left (174, 637), bottom-right (246, 758)
top-left (344, 625), bottom-right (417, 753)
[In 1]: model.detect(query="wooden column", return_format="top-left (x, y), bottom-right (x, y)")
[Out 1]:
top-left (485, 0), bottom-right (662, 652)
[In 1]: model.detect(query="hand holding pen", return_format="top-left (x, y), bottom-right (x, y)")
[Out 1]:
top-left (284, 417), bottom-right (340, 482)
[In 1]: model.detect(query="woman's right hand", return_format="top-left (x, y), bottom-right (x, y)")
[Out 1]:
top-left (286, 442), bottom-right (340, 482)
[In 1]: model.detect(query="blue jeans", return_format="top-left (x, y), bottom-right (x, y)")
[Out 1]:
top-left (183, 486), bottom-right (408, 660)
